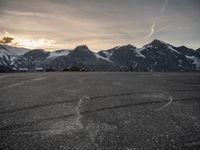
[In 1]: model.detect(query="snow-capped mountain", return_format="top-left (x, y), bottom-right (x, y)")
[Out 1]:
top-left (47, 45), bottom-right (117, 71)
top-left (0, 44), bottom-right (29, 56)
top-left (0, 40), bottom-right (200, 72)
top-left (48, 49), bottom-right (71, 59)
top-left (97, 40), bottom-right (200, 71)
top-left (0, 45), bottom-right (16, 65)
top-left (0, 44), bottom-right (31, 70)
top-left (139, 40), bottom-right (197, 71)
top-left (98, 44), bottom-right (146, 71)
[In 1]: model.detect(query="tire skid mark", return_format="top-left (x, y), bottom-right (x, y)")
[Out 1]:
top-left (0, 75), bottom-right (12, 79)
top-left (0, 91), bottom-right (150, 115)
top-left (32, 77), bottom-right (47, 81)
top-left (81, 97), bottom-right (199, 115)
top-left (155, 92), bottom-right (173, 112)
top-left (17, 129), bottom-right (67, 135)
top-left (0, 113), bottom-right (75, 132)
top-left (184, 141), bottom-right (200, 147)
top-left (89, 89), bottom-right (200, 100)
top-left (0, 100), bottom-right (75, 115)
top-left (0, 82), bottom-right (25, 90)
top-left (0, 97), bottom-right (199, 132)
top-left (5, 83), bottom-right (24, 88)
top-left (0, 89), bottom-right (199, 115)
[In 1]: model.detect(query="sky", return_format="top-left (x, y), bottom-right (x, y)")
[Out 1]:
top-left (0, 0), bottom-right (199, 51)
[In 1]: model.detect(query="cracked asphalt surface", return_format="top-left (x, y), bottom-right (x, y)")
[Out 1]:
top-left (0, 72), bottom-right (200, 150)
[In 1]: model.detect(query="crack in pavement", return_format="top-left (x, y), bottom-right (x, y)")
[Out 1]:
top-left (0, 97), bottom-right (199, 132)
top-left (74, 96), bottom-right (90, 129)
top-left (75, 98), bottom-right (83, 129)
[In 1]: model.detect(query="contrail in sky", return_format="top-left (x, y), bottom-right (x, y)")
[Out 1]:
top-left (148, 19), bottom-right (156, 37)
top-left (148, 0), bottom-right (169, 38)
top-left (161, 0), bottom-right (169, 12)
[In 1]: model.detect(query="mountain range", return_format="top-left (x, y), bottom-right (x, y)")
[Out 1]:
top-left (0, 39), bottom-right (200, 72)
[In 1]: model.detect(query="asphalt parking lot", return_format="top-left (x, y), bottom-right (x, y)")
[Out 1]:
top-left (0, 72), bottom-right (200, 150)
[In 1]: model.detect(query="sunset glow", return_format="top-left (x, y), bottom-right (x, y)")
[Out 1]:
top-left (17, 38), bottom-right (55, 49)
top-left (0, 0), bottom-right (199, 51)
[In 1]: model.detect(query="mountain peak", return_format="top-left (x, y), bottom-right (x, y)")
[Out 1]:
top-left (74, 45), bottom-right (90, 51)
top-left (114, 44), bottom-right (136, 50)
top-left (124, 44), bottom-right (136, 48)
top-left (151, 39), bottom-right (168, 45)
top-left (0, 44), bottom-right (30, 56)
top-left (144, 39), bottom-right (169, 48)
top-left (177, 45), bottom-right (193, 50)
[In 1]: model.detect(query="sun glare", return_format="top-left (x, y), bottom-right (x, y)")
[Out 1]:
top-left (18, 38), bottom-right (55, 49)
top-left (0, 31), bottom-right (56, 49)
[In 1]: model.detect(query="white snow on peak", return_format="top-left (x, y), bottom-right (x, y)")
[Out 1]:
top-left (144, 45), bottom-right (153, 49)
top-left (167, 45), bottom-right (180, 54)
top-left (0, 48), bottom-right (17, 60)
top-left (0, 44), bottom-right (29, 56)
top-left (134, 48), bottom-right (146, 58)
top-left (48, 50), bottom-right (70, 58)
top-left (102, 51), bottom-right (113, 58)
top-left (95, 53), bottom-right (112, 62)
top-left (186, 55), bottom-right (200, 70)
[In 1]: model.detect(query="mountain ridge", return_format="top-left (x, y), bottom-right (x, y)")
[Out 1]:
top-left (0, 39), bottom-right (200, 72)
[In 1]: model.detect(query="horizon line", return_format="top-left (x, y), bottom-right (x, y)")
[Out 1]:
top-left (0, 39), bottom-right (199, 52)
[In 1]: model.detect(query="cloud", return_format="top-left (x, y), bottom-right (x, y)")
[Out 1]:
top-left (0, 36), bottom-right (14, 44)
top-left (0, 0), bottom-right (199, 50)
